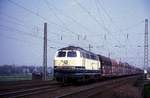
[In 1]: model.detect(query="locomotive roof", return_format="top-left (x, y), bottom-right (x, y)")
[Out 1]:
top-left (58, 46), bottom-right (95, 55)
top-left (59, 46), bottom-right (82, 50)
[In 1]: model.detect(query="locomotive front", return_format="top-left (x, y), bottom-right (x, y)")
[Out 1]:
top-left (54, 48), bottom-right (85, 82)
top-left (54, 46), bottom-right (101, 83)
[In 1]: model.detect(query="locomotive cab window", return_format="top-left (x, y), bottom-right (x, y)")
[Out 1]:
top-left (67, 51), bottom-right (77, 57)
top-left (82, 52), bottom-right (86, 58)
top-left (57, 51), bottom-right (66, 57)
top-left (86, 53), bottom-right (90, 59)
top-left (91, 55), bottom-right (97, 60)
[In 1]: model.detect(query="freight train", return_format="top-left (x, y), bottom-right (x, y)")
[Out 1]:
top-left (54, 46), bottom-right (143, 83)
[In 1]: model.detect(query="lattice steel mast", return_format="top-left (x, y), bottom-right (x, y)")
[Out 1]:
top-left (144, 19), bottom-right (148, 70)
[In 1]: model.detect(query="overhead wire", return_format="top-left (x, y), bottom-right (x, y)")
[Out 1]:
top-left (0, 11), bottom-right (43, 30)
top-left (44, 0), bottom-right (95, 46)
top-left (0, 24), bottom-right (43, 39)
top-left (0, 24), bottom-right (69, 45)
top-left (119, 20), bottom-right (144, 32)
top-left (96, 0), bottom-right (124, 33)
top-left (0, 17), bottom-right (42, 34)
top-left (0, 33), bottom-right (60, 67)
top-left (72, 0), bottom-right (114, 50)
top-left (5, 0), bottom-right (146, 54)
top-left (44, 0), bottom-right (84, 45)
top-left (74, 0), bottom-right (124, 50)
top-left (95, 0), bottom-right (141, 60)
top-left (0, 33), bottom-right (41, 47)
top-left (6, 0), bottom-right (85, 47)
top-left (95, 0), bottom-right (112, 23)
top-left (74, 0), bottom-right (110, 34)
top-left (7, 0), bottom-right (79, 36)
top-left (94, 0), bottom-right (124, 46)
top-left (49, 0), bottom-right (92, 34)
top-left (0, 12), bottom-right (63, 37)
top-left (0, 33), bottom-right (60, 50)
top-left (94, 0), bottom-right (108, 50)
top-left (94, 0), bottom-right (106, 29)
top-left (6, 0), bottom-right (101, 48)
top-left (44, 0), bottom-right (66, 29)
top-left (95, 0), bottom-right (129, 50)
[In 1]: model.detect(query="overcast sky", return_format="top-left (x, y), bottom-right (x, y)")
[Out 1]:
top-left (0, 0), bottom-right (150, 68)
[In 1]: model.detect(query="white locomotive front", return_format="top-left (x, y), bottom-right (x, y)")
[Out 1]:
top-left (54, 46), bottom-right (101, 82)
top-left (54, 50), bottom-right (83, 69)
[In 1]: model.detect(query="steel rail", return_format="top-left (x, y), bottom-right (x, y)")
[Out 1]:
top-left (0, 84), bottom-right (61, 98)
top-left (55, 75), bottom-right (139, 98)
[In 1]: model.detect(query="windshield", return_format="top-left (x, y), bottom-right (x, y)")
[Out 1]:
top-left (67, 51), bottom-right (77, 57)
top-left (57, 51), bottom-right (66, 57)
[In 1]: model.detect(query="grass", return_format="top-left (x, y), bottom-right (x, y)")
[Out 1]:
top-left (144, 83), bottom-right (150, 98)
top-left (0, 74), bottom-right (32, 81)
top-left (0, 74), bottom-right (53, 81)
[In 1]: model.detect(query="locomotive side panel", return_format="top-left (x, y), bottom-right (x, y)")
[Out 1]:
top-left (81, 52), bottom-right (100, 70)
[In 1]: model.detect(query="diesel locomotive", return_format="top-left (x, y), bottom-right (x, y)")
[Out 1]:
top-left (54, 46), bottom-right (143, 82)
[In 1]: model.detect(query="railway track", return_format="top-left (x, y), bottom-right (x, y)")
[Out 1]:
top-left (0, 80), bottom-right (57, 92)
top-left (0, 75), bottom-right (142, 98)
top-left (0, 80), bottom-right (61, 98)
top-left (0, 85), bottom-right (60, 98)
top-left (55, 77), bottom-right (134, 98)
top-left (52, 75), bottom-right (142, 98)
